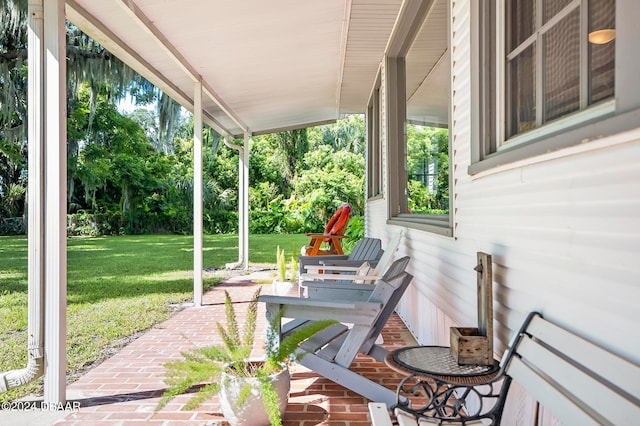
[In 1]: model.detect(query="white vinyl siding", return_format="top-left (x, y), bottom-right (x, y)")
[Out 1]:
top-left (367, 0), bottom-right (640, 424)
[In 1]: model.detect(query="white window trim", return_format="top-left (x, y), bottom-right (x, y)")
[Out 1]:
top-left (367, 68), bottom-right (383, 200)
top-left (382, 0), bottom-right (454, 238)
top-left (470, 0), bottom-right (640, 176)
top-left (498, 99), bottom-right (616, 151)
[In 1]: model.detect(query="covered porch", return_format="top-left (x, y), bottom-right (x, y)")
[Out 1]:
top-left (3, 273), bottom-right (416, 425)
top-left (13, 0), bottom-right (640, 423)
top-left (22, 0), bottom-right (420, 407)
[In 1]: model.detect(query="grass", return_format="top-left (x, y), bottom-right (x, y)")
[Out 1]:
top-left (0, 233), bottom-right (309, 403)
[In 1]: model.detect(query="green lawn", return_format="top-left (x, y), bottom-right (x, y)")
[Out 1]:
top-left (0, 233), bottom-right (309, 402)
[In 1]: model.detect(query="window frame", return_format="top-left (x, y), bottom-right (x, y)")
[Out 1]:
top-left (470, 0), bottom-right (640, 175)
top-left (384, 0), bottom-right (453, 237)
top-left (367, 70), bottom-right (383, 200)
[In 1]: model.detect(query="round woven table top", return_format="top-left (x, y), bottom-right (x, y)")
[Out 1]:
top-left (385, 346), bottom-right (500, 386)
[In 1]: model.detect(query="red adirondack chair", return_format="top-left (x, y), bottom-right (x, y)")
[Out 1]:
top-left (303, 203), bottom-right (351, 256)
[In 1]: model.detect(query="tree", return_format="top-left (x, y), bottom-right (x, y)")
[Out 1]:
top-left (260, 129), bottom-right (308, 193)
top-left (0, 2), bottom-right (183, 220)
top-left (406, 125), bottom-right (449, 213)
top-left (308, 115), bottom-right (365, 154)
top-left (292, 146), bottom-right (365, 222)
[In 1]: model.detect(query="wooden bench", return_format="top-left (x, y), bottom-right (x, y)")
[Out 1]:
top-left (369, 312), bottom-right (640, 425)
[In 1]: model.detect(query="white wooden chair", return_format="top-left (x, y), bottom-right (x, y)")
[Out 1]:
top-left (297, 236), bottom-right (383, 278)
top-left (303, 255), bottom-right (410, 301)
top-left (259, 256), bottom-right (413, 406)
top-left (299, 230), bottom-right (404, 298)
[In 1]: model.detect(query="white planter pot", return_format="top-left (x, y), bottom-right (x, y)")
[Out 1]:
top-left (272, 279), bottom-right (296, 296)
top-left (219, 361), bottom-right (290, 426)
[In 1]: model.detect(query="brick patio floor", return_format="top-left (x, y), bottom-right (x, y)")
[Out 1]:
top-left (47, 272), bottom-right (416, 425)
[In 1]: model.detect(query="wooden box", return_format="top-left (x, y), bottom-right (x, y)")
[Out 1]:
top-left (450, 252), bottom-right (494, 365)
top-left (450, 327), bottom-right (493, 365)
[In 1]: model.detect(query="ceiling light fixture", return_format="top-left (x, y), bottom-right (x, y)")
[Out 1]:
top-left (588, 29), bottom-right (616, 44)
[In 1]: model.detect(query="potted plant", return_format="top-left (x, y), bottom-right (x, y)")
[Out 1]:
top-left (157, 287), bottom-right (334, 426)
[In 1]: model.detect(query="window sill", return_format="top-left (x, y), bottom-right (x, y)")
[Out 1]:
top-left (499, 100), bottom-right (616, 151)
top-left (388, 216), bottom-right (453, 237)
top-left (469, 108), bottom-right (640, 176)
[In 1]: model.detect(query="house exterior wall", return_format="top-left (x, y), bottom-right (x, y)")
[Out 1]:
top-left (366, 0), bottom-right (640, 422)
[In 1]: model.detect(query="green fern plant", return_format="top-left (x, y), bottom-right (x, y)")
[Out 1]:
top-left (157, 287), bottom-right (335, 426)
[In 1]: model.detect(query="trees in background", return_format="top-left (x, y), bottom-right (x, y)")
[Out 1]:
top-left (63, 114), bottom-right (365, 236)
top-left (0, 2), bottom-right (366, 236)
top-left (405, 125), bottom-right (449, 214)
top-left (249, 121), bottom-right (365, 234)
top-left (0, 1), bottom-right (182, 232)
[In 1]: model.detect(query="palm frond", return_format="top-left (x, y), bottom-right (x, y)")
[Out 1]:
top-left (258, 373), bottom-right (283, 426)
top-left (222, 290), bottom-right (240, 351)
top-left (242, 288), bottom-right (260, 347)
top-left (182, 382), bottom-right (220, 411)
top-left (216, 323), bottom-right (238, 354)
top-left (157, 357), bottom-right (222, 410)
top-left (273, 319), bottom-right (337, 367)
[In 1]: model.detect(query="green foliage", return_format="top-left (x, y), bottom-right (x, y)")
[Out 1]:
top-left (0, 217), bottom-right (25, 235)
top-left (67, 212), bottom-right (120, 237)
top-left (1, 3), bottom-right (367, 236)
top-left (307, 115), bottom-right (365, 154)
top-left (0, 234), bottom-right (223, 403)
top-left (292, 146), bottom-right (365, 222)
top-left (158, 288), bottom-right (335, 425)
top-left (2, 83), bottom-right (365, 236)
top-left (276, 246), bottom-right (287, 282)
top-left (342, 215), bottom-right (365, 253)
top-left (406, 125), bottom-right (449, 214)
top-left (243, 115), bottom-right (365, 235)
top-left (289, 250), bottom-right (299, 282)
top-left (0, 234), bottom-right (307, 403)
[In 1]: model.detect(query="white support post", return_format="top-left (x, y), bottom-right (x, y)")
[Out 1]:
top-left (242, 132), bottom-right (250, 269)
top-left (237, 140), bottom-right (244, 266)
top-left (43, 0), bottom-right (67, 404)
top-left (193, 81), bottom-right (203, 306)
top-left (28, 0), bottom-right (45, 336)
top-left (222, 136), bottom-right (244, 270)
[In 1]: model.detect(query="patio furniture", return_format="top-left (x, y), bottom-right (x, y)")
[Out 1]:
top-left (300, 230), bottom-right (403, 298)
top-left (369, 311), bottom-right (640, 425)
top-left (302, 255), bottom-right (410, 301)
top-left (259, 256), bottom-right (413, 406)
top-left (302, 203), bottom-right (351, 256)
top-left (298, 236), bottom-right (383, 279)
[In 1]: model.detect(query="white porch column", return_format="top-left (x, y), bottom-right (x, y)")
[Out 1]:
top-left (222, 137), bottom-right (244, 269)
top-left (193, 81), bottom-right (203, 306)
top-left (42, 0), bottom-right (67, 404)
top-left (237, 141), bottom-right (244, 266)
top-left (242, 132), bottom-right (250, 269)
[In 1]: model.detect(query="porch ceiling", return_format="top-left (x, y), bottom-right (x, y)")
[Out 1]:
top-left (65, 0), bottom-right (403, 138)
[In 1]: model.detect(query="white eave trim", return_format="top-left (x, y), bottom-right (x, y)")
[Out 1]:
top-left (248, 119), bottom-right (337, 138)
top-left (115, 0), bottom-right (249, 133)
top-left (335, 0), bottom-right (353, 117)
top-left (65, 0), bottom-right (245, 137)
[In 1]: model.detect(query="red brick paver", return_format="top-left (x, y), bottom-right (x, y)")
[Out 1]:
top-left (51, 275), bottom-right (416, 425)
